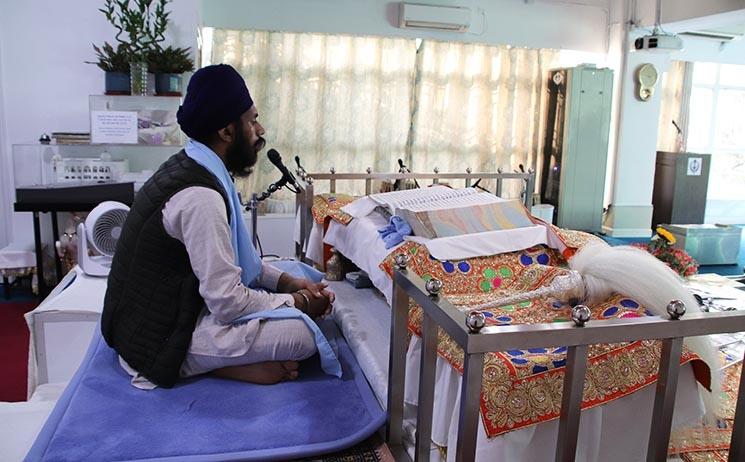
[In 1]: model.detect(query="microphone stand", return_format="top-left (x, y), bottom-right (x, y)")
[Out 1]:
top-left (246, 177), bottom-right (289, 249)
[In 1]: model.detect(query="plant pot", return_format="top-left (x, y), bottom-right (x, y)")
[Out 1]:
top-left (155, 73), bottom-right (183, 96)
top-left (104, 72), bottom-right (131, 95)
top-left (130, 60), bottom-right (149, 96)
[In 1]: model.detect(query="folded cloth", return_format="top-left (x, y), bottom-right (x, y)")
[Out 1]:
top-left (377, 216), bottom-right (413, 249)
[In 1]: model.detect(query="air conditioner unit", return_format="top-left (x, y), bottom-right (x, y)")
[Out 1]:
top-left (681, 30), bottom-right (743, 42)
top-left (399, 3), bottom-right (472, 32)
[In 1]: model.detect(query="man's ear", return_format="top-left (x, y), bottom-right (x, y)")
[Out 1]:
top-left (217, 124), bottom-right (234, 144)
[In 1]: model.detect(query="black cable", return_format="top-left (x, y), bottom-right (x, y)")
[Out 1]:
top-left (256, 232), bottom-right (265, 258)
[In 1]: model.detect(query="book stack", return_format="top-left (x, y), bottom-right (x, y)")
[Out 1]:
top-left (51, 132), bottom-right (91, 145)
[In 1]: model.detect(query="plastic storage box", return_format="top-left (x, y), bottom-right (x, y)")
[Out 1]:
top-left (667, 224), bottom-right (742, 266)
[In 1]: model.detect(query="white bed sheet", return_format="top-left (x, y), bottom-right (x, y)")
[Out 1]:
top-left (0, 383), bottom-right (66, 462)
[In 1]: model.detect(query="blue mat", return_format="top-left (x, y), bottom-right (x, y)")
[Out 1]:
top-left (26, 321), bottom-right (385, 461)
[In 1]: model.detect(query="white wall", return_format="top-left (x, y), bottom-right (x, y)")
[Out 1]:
top-left (0, 40), bottom-right (8, 248)
top-left (0, 0), bottom-right (199, 248)
top-left (202, 0), bottom-right (612, 53)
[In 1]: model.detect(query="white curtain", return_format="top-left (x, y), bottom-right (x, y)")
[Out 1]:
top-left (208, 29), bottom-right (417, 200)
top-left (656, 60), bottom-right (690, 153)
top-left (207, 29), bottom-right (560, 202)
top-left (408, 41), bottom-right (560, 198)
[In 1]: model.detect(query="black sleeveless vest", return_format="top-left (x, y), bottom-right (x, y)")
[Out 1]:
top-left (101, 151), bottom-right (230, 387)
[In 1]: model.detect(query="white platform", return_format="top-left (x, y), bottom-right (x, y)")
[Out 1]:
top-left (24, 266), bottom-right (106, 397)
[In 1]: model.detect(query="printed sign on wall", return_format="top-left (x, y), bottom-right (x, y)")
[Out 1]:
top-left (91, 110), bottom-right (138, 144)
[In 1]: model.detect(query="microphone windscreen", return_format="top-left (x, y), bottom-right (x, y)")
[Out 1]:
top-left (267, 149), bottom-right (281, 166)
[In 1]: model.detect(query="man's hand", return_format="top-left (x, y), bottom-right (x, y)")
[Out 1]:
top-left (291, 289), bottom-right (332, 319)
top-left (279, 274), bottom-right (336, 304)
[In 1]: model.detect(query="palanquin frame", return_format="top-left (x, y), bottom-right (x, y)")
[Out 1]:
top-left (292, 168), bottom-right (745, 462)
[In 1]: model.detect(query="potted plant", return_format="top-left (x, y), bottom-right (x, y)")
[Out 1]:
top-left (88, 42), bottom-right (132, 95)
top-left (148, 46), bottom-right (194, 96)
top-left (96, 0), bottom-right (170, 95)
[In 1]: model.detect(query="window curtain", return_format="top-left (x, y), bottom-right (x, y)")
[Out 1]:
top-left (656, 60), bottom-right (691, 153)
top-left (207, 29), bottom-right (417, 201)
top-left (408, 41), bottom-right (560, 198)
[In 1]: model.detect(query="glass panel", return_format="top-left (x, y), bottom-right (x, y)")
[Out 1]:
top-left (687, 87), bottom-right (713, 151)
top-left (719, 64), bottom-right (745, 87)
top-left (714, 89), bottom-right (745, 150)
top-left (704, 152), bottom-right (745, 224)
top-left (692, 62), bottom-right (718, 85)
top-left (706, 152), bottom-right (745, 201)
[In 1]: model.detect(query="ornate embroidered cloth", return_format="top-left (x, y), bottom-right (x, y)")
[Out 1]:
top-left (379, 235), bottom-right (706, 438)
top-left (309, 192), bottom-right (710, 438)
top-left (668, 358), bottom-right (741, 460)
top-left (311, 194), bottom-right (355, 225)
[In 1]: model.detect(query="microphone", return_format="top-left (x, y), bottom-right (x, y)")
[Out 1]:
top-left (267, 149), bottom-right (297, 187)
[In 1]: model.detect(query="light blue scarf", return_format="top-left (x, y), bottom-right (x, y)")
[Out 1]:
top-left (184, 140), bottom-right (342, 378)
top-left (185, 139), bottom-right (262, 286)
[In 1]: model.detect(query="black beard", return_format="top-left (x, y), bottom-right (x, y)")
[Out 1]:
top-left (225, 131), bottom-right (265, 178)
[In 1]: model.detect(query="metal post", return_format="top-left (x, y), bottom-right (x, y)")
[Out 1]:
top-left (524, 173), bottom-right (536, 208)
top-left (32, 211), bottom-right (47, 297)
top-left (249, 193), bottom-right (259, 249)
top-left (647, 337), bottom-right (683, 462)
top-left (496, 178), bottom-right (504, 198)
top-left (455, 351), bottom-right (484, 462)
top-left (387, 274), bottom-right (410, 448)
top-left (51, 211), bottom-right (63, 282)
top-left (415, 311), bottom-right (438, 462)
top-left (295, 186), bottom-right (303, 260)
top-left (555, 344), bottom-right (589, 462)
top-left (301, 181), bottom-right (314, 263)
top-left (729, 350), bottom-right (745, 461)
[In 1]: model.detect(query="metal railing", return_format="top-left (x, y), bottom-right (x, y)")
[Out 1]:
top-left (386, 266), bottom-right (745, 462)
top-left (293, 169), bottom-right (536, 262)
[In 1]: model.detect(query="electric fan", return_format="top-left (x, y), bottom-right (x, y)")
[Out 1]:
top-left (77, 201), bottom-right (130, 277)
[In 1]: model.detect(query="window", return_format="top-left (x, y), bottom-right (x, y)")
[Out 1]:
top-left (687, 62), bottom-right (745, 224)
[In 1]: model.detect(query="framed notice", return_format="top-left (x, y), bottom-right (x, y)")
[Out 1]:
top-left (687, 157), bottom-right (702, 176)
top-left (91, 110), bottom-right (138, 144)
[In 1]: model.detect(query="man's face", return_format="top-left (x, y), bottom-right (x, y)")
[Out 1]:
top-left (225, 106), bottom-right (266, 177)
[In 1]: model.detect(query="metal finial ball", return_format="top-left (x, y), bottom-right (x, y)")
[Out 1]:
top-left (39, 133), bottom-right (51, 144)
top-left (330, 166), bottom-right (336, 174)
top-left (466, 167), bottom-right (472, 174)
top-left (433, 166), bottom-right (440, 174)
top-left (425, 278), bottom-right (443, 297)
top-left (394, 253), bottom-right (410, 270)
top-left (305, 176), bottom-right (314, 185)
top-left (366, 167), bottom-right (373, 174)
top-left (466, 310), bottom-right (486, 333)
top-left (667, 299), bottom-right (686, 319)
top-left (497, 167), bottom-right (504, 174)
top-left (571, 305), bottom-right (591, 327)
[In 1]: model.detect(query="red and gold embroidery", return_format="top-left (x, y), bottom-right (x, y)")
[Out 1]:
top-left (311, 194), bottom-right (355, 225)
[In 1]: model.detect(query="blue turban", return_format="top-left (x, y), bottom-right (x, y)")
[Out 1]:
top-left (177, 64), bottom-right (254, 140)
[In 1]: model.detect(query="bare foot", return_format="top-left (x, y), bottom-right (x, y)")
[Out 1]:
top-left (212, 361), bottom-right (300, 384)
